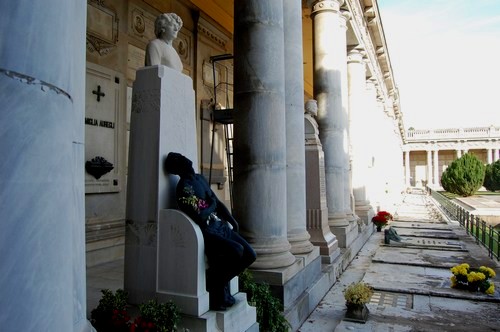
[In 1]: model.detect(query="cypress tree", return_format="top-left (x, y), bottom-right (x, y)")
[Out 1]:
top-left (484, 160), bottom-right (500, 192)
top-left (442, 153), bottom-right (485, 197)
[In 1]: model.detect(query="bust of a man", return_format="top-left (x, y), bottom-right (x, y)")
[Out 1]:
top-left (145, 13), bottom-right (183, 72)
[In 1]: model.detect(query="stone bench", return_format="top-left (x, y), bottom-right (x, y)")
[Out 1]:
top-left (156, 209), bottom-right (258, 332)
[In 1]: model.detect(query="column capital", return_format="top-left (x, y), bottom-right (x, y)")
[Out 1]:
top-left (347, 48), bottom-right (364, 64)
top-left (310, 0), bottom-right (343, 16)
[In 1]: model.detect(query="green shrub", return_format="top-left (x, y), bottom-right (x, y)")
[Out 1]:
top-left (132, 299), bottom-right (180, 332)
top-left (239, 270), bottom-right (290, 332)
top-left (440, 153), bottom-right (485, 197)
top-left (484, 160), bottom-right (500, 192)
top-left (91, 289), bottom-right (130, 332)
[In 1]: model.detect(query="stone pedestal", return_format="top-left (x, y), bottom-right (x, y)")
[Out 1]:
top-left (305, 113), bottom-right (340, 263)
top-left (124, 65), bottom-right (198, 303)
top-left (157, 209), bottom-right (257, 331)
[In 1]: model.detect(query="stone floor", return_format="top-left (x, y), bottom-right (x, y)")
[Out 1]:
top-left (298, 193), bottom-right (500, 332)
top-left (87, 193), bottom-right (500, 331)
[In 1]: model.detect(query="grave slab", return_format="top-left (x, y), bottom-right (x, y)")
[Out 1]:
top-left (372, 246), bottom-right (477, 268)
top-left (391, 227), bottom-right (459, 239)
top-left (363, 263), bottom-right (500, 302)
top-left (385, 236), bottom-right (463, 250)
top-left (390, 221), bottom-right (452, 230)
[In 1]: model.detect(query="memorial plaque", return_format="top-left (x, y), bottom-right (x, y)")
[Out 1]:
top-left (85, 63), bottom-right (124, 193)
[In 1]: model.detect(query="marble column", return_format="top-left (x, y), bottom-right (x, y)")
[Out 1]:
top-left (433, 149), bottom-right (439, 187)
top-left (487, 148), bottom-right (493, 164)
top-left (404, 150), bottom-right (411, 187)
top-left (348, 48), bottom-right (371, 222)
top-left (494, 148), bottom-right (499, 161)
top-left (284, 0), bottom-right (314, 254)
top-left (426, 150), bottom-right (433, 186)
top-left (310, 0), bottom-right (349, 228)
top-left (456, 148), bottom-right (462, 159)
top-left (233, 0), bottom-right (295, 269)
top-left (0, 1), bottom-right (92, 331)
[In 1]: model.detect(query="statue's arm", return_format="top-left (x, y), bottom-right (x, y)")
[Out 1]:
top-left (215, 197), bottom-right (239, 233)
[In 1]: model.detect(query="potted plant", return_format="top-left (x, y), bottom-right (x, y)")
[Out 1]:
top-left (342, 282), bottom-right (374, 323)
top-left (372, 210), bottom-right (393, 232)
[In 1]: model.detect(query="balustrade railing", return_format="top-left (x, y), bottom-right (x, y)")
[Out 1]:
top-left (406, 126), bottom-right (500, 141)
top-left (428, 188), bottom-right (500, 261)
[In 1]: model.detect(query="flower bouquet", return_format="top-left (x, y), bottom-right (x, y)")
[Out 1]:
top-left (371, 211), bottom-right (393, 231)
top-left (450, 263), bottom-right (496, 294)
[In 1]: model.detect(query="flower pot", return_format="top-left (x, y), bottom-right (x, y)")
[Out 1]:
top-left (376, 225), bottom-right (382, 232)
top-left (344, 303), bottom-right (369, 324)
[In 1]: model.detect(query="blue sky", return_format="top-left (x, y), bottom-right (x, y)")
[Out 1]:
top-left (377, 0), bottom-right (500, 129)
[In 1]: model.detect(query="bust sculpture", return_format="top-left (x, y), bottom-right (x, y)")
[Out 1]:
top-left (145, 13), bottom-right (183, 72)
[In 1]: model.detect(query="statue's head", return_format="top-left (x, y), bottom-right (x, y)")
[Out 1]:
top-left (154, 13), bottom-right (183, 39)
top-left (165, 152), bottom-right (194, 177)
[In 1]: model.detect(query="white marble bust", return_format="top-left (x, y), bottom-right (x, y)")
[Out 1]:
top-left (305, 99), bottom-right (318, 117)
top-left (145, 13), bottom-right (183, 72)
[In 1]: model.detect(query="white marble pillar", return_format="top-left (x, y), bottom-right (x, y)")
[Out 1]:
top-left (348, 48), bottom-right (371, 221)
top-left (456, 148), bottom-right (462, 159)
top-left (284, 0), bottom-right (314, 254)
top-left (433, 149), bottom-right (439, 187)
top-left (494, 148), bottom-right (499, 161)
top-left (310, 0), bottom-right (349, 228)
top-left (404, 150), bottom-right (411, 187)
top-left (426, 150), bottom-right (433, 186)
top-left (0, 2), bottom-right (91, 331)
top-left (487, 148), bottom-right (493, 164)
top-left (233, 0), bottom-right (295, 269)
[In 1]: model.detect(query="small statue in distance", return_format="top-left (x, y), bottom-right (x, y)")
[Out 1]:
top-left (145, 13), bottom-right (183, 72)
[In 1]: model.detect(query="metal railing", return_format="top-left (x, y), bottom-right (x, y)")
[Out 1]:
top-left (428, 188), bottom-right (500, 261)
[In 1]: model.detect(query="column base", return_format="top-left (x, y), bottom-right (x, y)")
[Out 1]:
top-left (288, 230), bottom-right (315, 255)
top-left (251, 247), bottom-right (321, 309)
top-left (355, 203), bottom-right (374, 225)
top-left (330, 221), bottom-right (359, 248)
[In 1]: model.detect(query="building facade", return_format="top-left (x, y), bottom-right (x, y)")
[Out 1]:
top-left (403, 126), bottom-right (500, 188)
top-left (0, 0), bottom-right (406, 330)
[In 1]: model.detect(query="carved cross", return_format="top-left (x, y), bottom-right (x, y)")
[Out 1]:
top-left (92, 85), bottom-right (105, 102)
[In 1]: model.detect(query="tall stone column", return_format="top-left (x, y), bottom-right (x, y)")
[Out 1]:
top-left (433, 149), bottom-right (439, 187)
top-left (0, 1), bottom-right (91, 331)
top-left (310, 0), bottom-right (349, 230)
top-left (284, 0), bottom-right (314, 254)
top-left (233, 0), bottom-right (295, 269)
top-left (494, 148), bottom-right (499, 161)
top-left (426, 150), bottom-right (433, 186)
top-left (487, 148), bottom-right (493, 164)
top-left (456, 148), bottom-right (462, 159)
top-left (404, 150), bottom-right (411, 187)
top-left (348, 48), bottom-right (372, 222)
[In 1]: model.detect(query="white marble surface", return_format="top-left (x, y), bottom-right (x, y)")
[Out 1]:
top-left (0, 1), bottom-right (90, 331)
top-left (124, 65), bottom-right (197, 303)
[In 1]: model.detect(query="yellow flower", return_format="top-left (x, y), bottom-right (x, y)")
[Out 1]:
top-left (485, 284), bottom-right (495, 295)
top-left (479, 266), bottom-right (496, 278)
top-left (450, 275), bottom-right (457, 287)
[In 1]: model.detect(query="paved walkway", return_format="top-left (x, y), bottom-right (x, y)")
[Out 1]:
top-left (87, 193), bottom-right (500, 331)
top-left (298, 193), bottom-right (500, 332)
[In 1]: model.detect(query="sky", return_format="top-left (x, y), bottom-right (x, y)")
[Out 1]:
top-left (377, 0), bottom-right (500, 130)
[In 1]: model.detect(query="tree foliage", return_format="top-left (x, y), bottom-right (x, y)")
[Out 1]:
top-left (484, 160), bottom-right (500, 192)
top-left (440, 153), bottom-right (485, 197)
